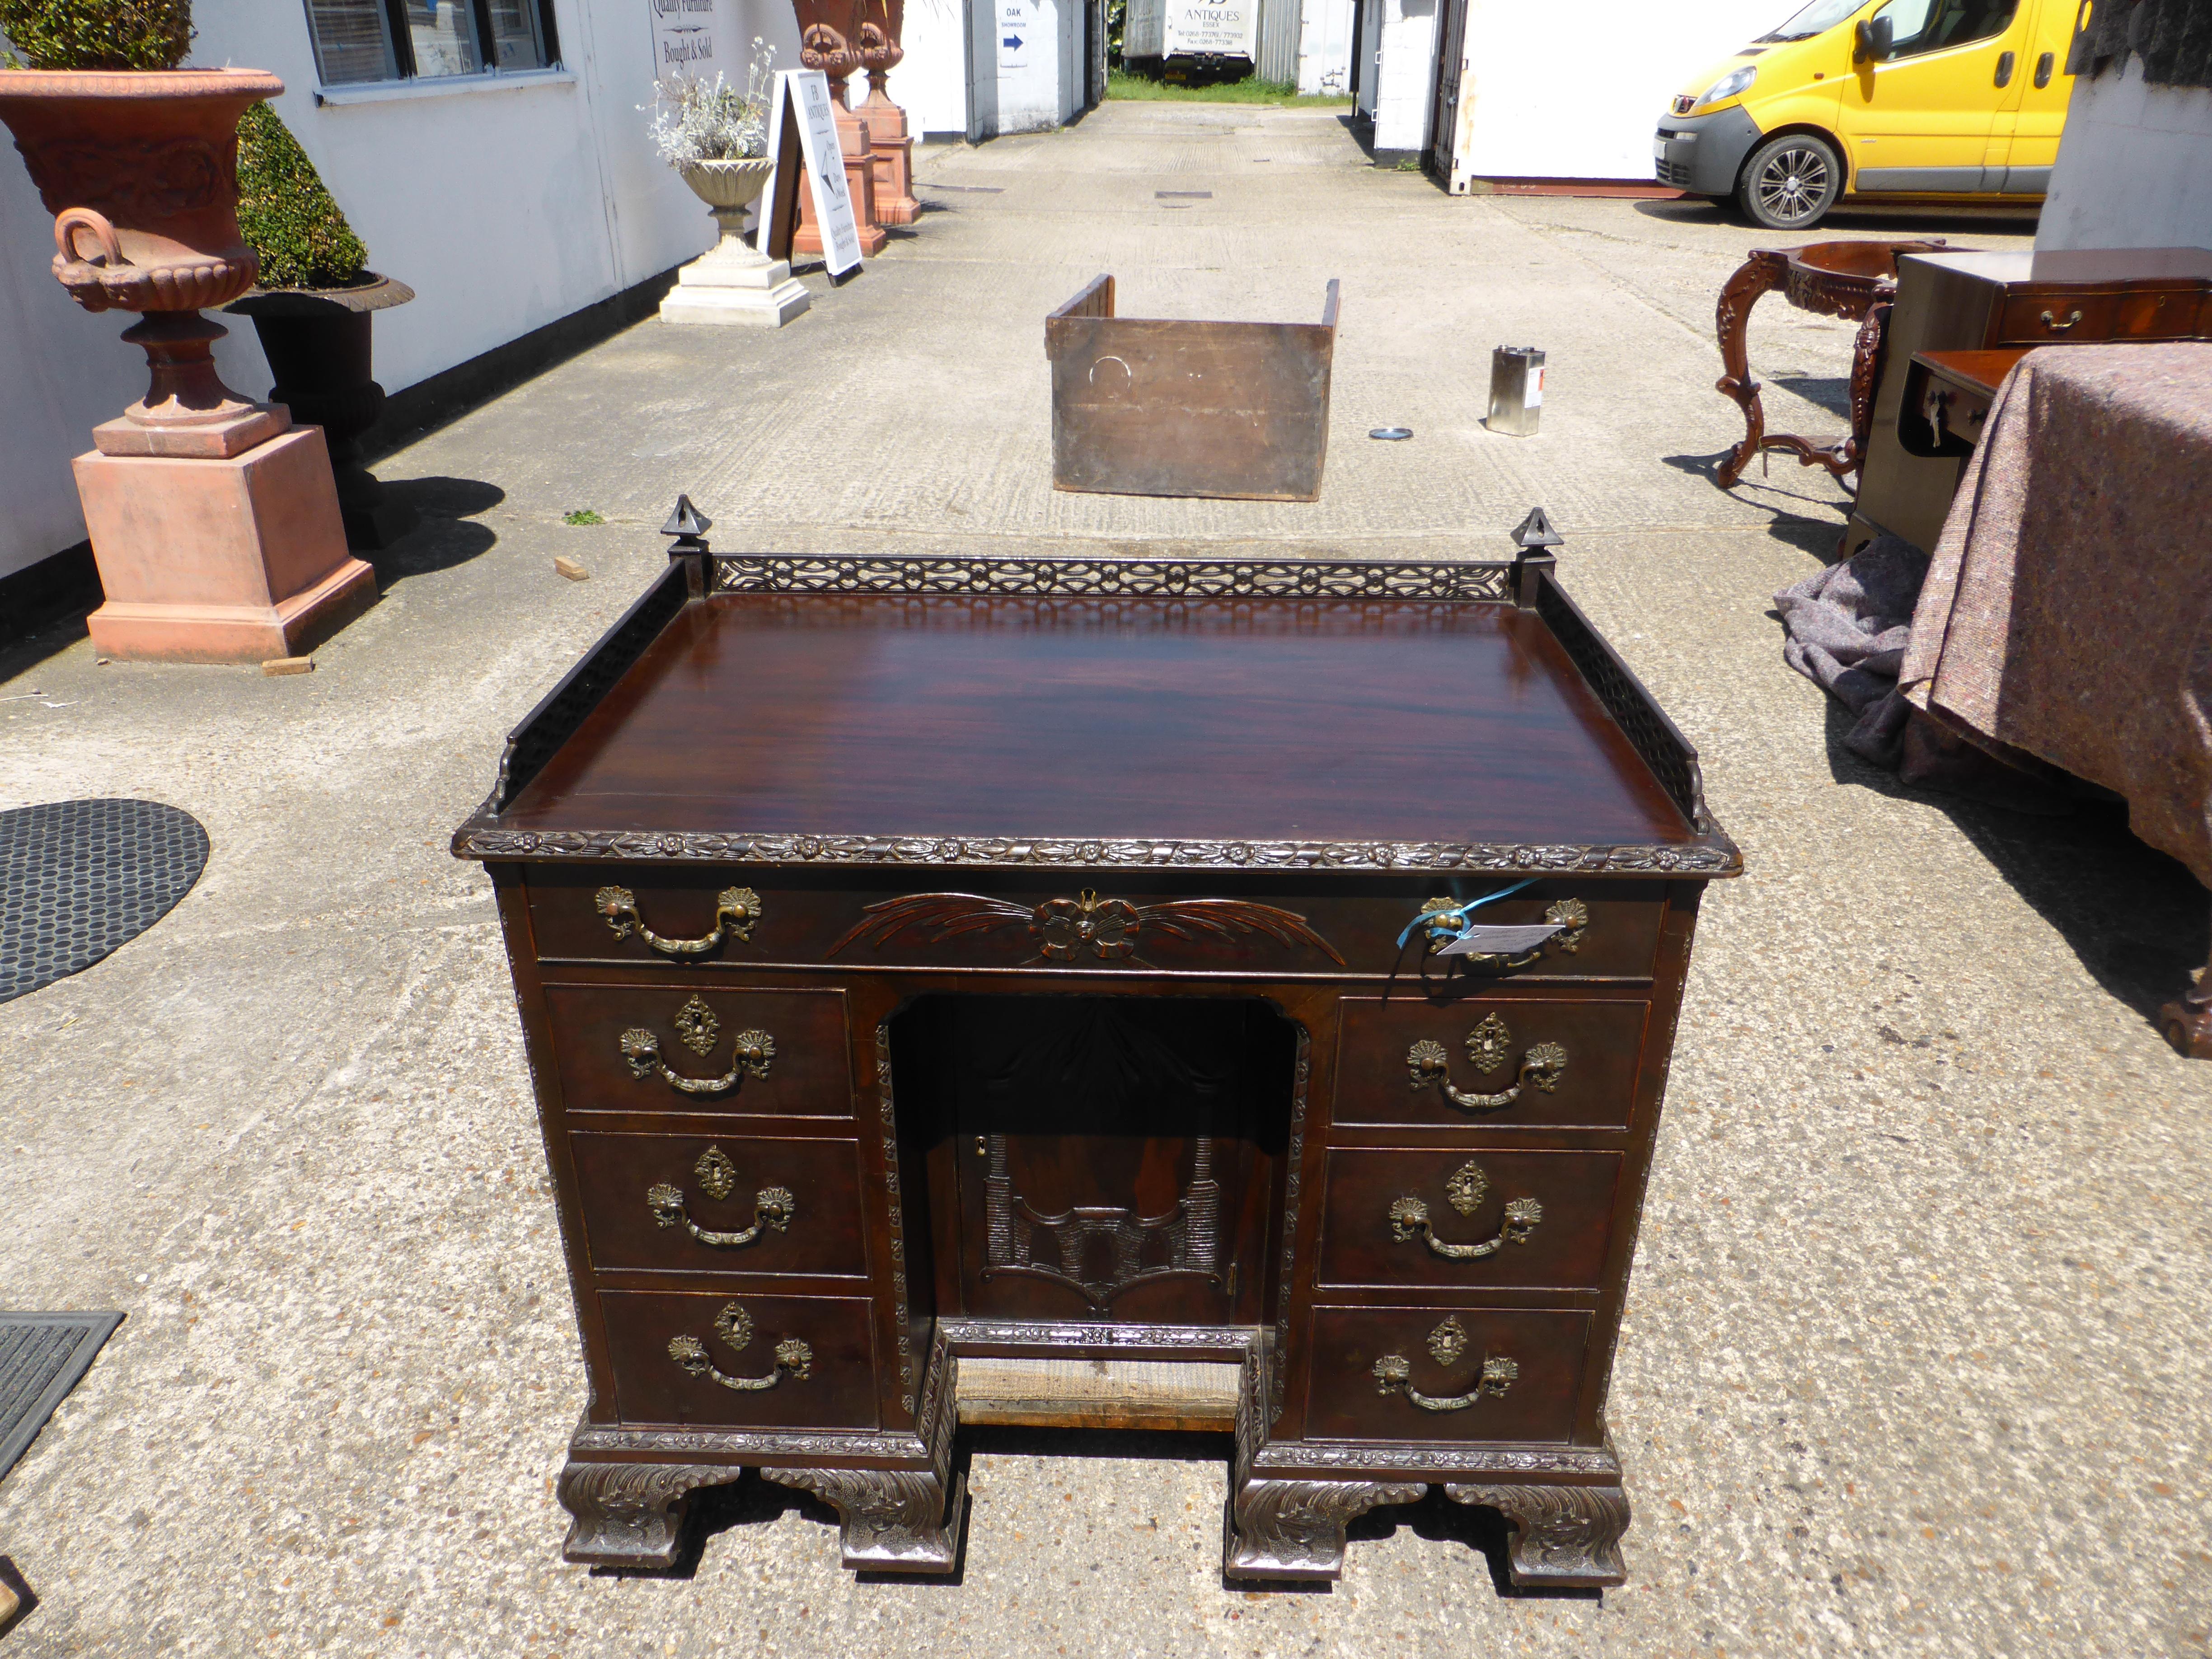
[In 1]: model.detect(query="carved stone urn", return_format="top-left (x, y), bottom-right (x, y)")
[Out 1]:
top-left (788, 0), bottom-right (887, 257)
top-left (0, 69), bottom-right (289, 453)
top-left (659, 157), bottom-right (810, 328)
top-left (855, 0), bottom-right (919, 226)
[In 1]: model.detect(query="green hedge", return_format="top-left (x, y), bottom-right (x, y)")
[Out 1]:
top-left (234, 102), bottom-right (369, 289)
top-left (0, 0), bottom-right (192, 69)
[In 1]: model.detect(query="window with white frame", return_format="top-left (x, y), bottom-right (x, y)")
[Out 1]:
top-left (304, 0), bottom-right (559, 85)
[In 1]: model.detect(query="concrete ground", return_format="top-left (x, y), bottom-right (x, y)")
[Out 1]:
top-left (2, 101), bottom-right (2207, 1658)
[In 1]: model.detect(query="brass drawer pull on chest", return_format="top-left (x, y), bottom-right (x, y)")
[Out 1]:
top-left (620, 1006), bottom-right (776, 1096)
top-left (647, 1145), bottom-right (797, 1247)
top-left (1411, 893), bottom-right (1589, 965)
top-left (1406, 1013), bottom-right (1568, 1111)
top-left (666, 1301), bottom-right (814, 1393)
top-left (2039, 308), bottom-right (2082, 333)
top-left (595, 884), bottom-right (762, 955)
top-left (1372, 1317), bottom-right (1519, 1412)
top-left (1389, 1158), bottom-right (1542, 1259)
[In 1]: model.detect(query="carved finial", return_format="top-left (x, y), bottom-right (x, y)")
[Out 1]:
top-left (1509, 506), bottom-right (1563, 552)
top-left (661, 494), bottom-right (713, 558)
top-left (1509, 506), bottom-right (1561, 609)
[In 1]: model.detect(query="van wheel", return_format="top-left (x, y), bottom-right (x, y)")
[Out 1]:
top-left (1737, 134), bottom-right (1842, 230)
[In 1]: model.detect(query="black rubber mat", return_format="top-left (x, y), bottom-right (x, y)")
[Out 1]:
top-left (0, 798), bottom-right (208, 1004)
top-left (0, 1313), bottom-right (123, 1483)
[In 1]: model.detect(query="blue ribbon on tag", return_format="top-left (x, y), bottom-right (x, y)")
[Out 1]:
top-left (1397, 877), bottom-right (1539, 951)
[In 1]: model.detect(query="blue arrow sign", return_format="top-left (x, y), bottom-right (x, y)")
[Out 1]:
top-left (1003, 33), bottom-right (1023, 47)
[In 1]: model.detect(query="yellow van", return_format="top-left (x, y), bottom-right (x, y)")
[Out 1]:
top-left (1654, 0), bottom-right (2086, 229)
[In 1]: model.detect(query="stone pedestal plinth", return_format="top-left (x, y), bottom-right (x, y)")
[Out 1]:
top-left (74, 424), bottom-right (377, 663)
top-left (662, 206), bottom-right (811, 328)
top-left (859, 93), bottom-right (918, 226)
top-left (795, 108), bottom-right (889, 258)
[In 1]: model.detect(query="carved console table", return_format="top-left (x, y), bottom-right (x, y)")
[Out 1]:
top-left (1713, 239), bottom-right (1954, 490)
top-left (452, 513), bottom-right (1740, 1589)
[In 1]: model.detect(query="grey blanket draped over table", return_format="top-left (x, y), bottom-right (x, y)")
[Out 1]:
top-left (1898, 343), bottom-right (2212, 886)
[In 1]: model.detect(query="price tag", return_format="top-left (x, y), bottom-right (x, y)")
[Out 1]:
top-left (1432, 922), bottom-right (1562, 958)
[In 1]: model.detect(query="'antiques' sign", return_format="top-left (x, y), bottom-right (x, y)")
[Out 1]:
top-left (651, 0), bottom-right (720, 81)
top-left (758, 70), bottom-right (864, 279)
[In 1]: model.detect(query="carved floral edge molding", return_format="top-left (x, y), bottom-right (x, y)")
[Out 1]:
top-left (452, 824), bottom-right (1742, 875)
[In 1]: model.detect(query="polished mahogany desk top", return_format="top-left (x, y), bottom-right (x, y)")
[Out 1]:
top-left (499, 593), bottom-right (1698, 853)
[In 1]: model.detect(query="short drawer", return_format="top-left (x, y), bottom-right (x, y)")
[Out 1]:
top-left (600, 1289), bottom-right (879, 1429)
top-left (1305, 1305), bottom-right (1587, 1444)
top-left (1331, 997), bottom-right (1648, 1131)
top-left (1992, 290), bottom-right (2119, 344)
top-left (525, 867), bottom-right (844, 965)
top-left (572, 1131), bottom-right (870, 1278)
top-left (545, 983), bottom-right (853, 1117)
top-left (1314, 1148), bottom-right (1621, 1292)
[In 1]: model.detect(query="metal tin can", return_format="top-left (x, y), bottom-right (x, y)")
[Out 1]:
top-left (1486, 346), bottom-right (1546, 436)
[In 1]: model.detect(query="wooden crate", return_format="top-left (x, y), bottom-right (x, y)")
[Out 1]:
top-left (1046, 274), bottom-right (1340, 502)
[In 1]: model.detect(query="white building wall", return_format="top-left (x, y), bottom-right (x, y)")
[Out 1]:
top-left (989, 0), bottom-right (1071, 133)
top-left (896, 0), bottom-right (972, 140)
top-left (0, 0), bottom-right (795, 582)
top-left (2036, 58), bottom-right (2212, 252)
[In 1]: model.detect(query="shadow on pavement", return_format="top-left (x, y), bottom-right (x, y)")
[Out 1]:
top-left (1816, 695), bottom-right (2207, 1036)
top-left (368, 476), bottom-right (504, 585)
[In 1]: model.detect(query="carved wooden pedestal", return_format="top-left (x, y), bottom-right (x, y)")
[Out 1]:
top-left (1712, 239), bottom-right (1954, 491)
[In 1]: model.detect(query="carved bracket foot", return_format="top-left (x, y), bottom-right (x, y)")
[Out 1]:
top-left (763, 1465), bottom-right (968, 1574)
top-left (1223, 1478), bottom-right (1427, 1582)
top-left (556, 1459), bottom-right (731, 1568)
top-left (1444, 1482), bottom-right (1630, 1589)
top-left (2160, 992), bottom-right (2212, 1060)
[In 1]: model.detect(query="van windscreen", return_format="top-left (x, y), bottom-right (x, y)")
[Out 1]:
top-left (1756, 0), bottom-right (1863, 41)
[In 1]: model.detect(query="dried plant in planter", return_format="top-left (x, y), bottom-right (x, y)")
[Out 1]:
top-left (0, 0), bottom-right (192, 69)
top-left (645, 40), bottom-right (777, 164)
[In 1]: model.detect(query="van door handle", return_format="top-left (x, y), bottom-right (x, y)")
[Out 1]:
top-left (1994, 50), bottom-right (2014, 87)
top-left (2035, 51), bottom-right (2054, 88)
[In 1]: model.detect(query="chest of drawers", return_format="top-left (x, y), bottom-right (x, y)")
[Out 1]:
top-left (453, 537), bottom-right (1739, 1589)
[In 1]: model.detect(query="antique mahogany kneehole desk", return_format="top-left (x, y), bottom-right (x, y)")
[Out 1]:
top-left (452, 526), bottom-right (1739, 1589)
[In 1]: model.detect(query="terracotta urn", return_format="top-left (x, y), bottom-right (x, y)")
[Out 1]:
top-left (790, 0), bottom-right (865, 99)
top-left (853, 0), bottom-right (919, 227)
top-left (0, 68), bottom-right (286, 444)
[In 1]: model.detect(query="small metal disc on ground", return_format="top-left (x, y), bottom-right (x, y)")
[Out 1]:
top-left (1369, 427), bottom-right (1413, 441)
top-left (0, 798), bottom-right (210, 1003)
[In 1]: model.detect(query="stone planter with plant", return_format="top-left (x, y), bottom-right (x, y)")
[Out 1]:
top-left (224, 102), bottom-right (417, 550)
top-left (653, 44), bottom-right (811, 329)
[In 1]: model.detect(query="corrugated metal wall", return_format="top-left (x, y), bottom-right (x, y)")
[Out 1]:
top-left (1257, 0), bottom-right (1300, 83)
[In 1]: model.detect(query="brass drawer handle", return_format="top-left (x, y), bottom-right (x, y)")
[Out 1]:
top-left (2039, 308), bottom-right (2082, 333)
top-left (621, 996), bottom-right (775, 1095)
top-left (1389, 1158), bottom-right (1542, 1259)
top-left (1406, 1013), bottom-right (1568, 1112)
top-left (1372, 1316), bottom-right (1518, 1413)
top-left (667, 1301), bottom-right (813, 1393)
top-left (647, 1145), bottom-right (796, 1247)
top-left (595, 884), bottom-right (761, 955)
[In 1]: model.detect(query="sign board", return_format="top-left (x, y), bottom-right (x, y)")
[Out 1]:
top-left (649, 0), bottom-right (721, 81)
top-left (757, 70), bottom-right (864, 280)
top-left (1164, 0), bottom-right (1254, 60)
